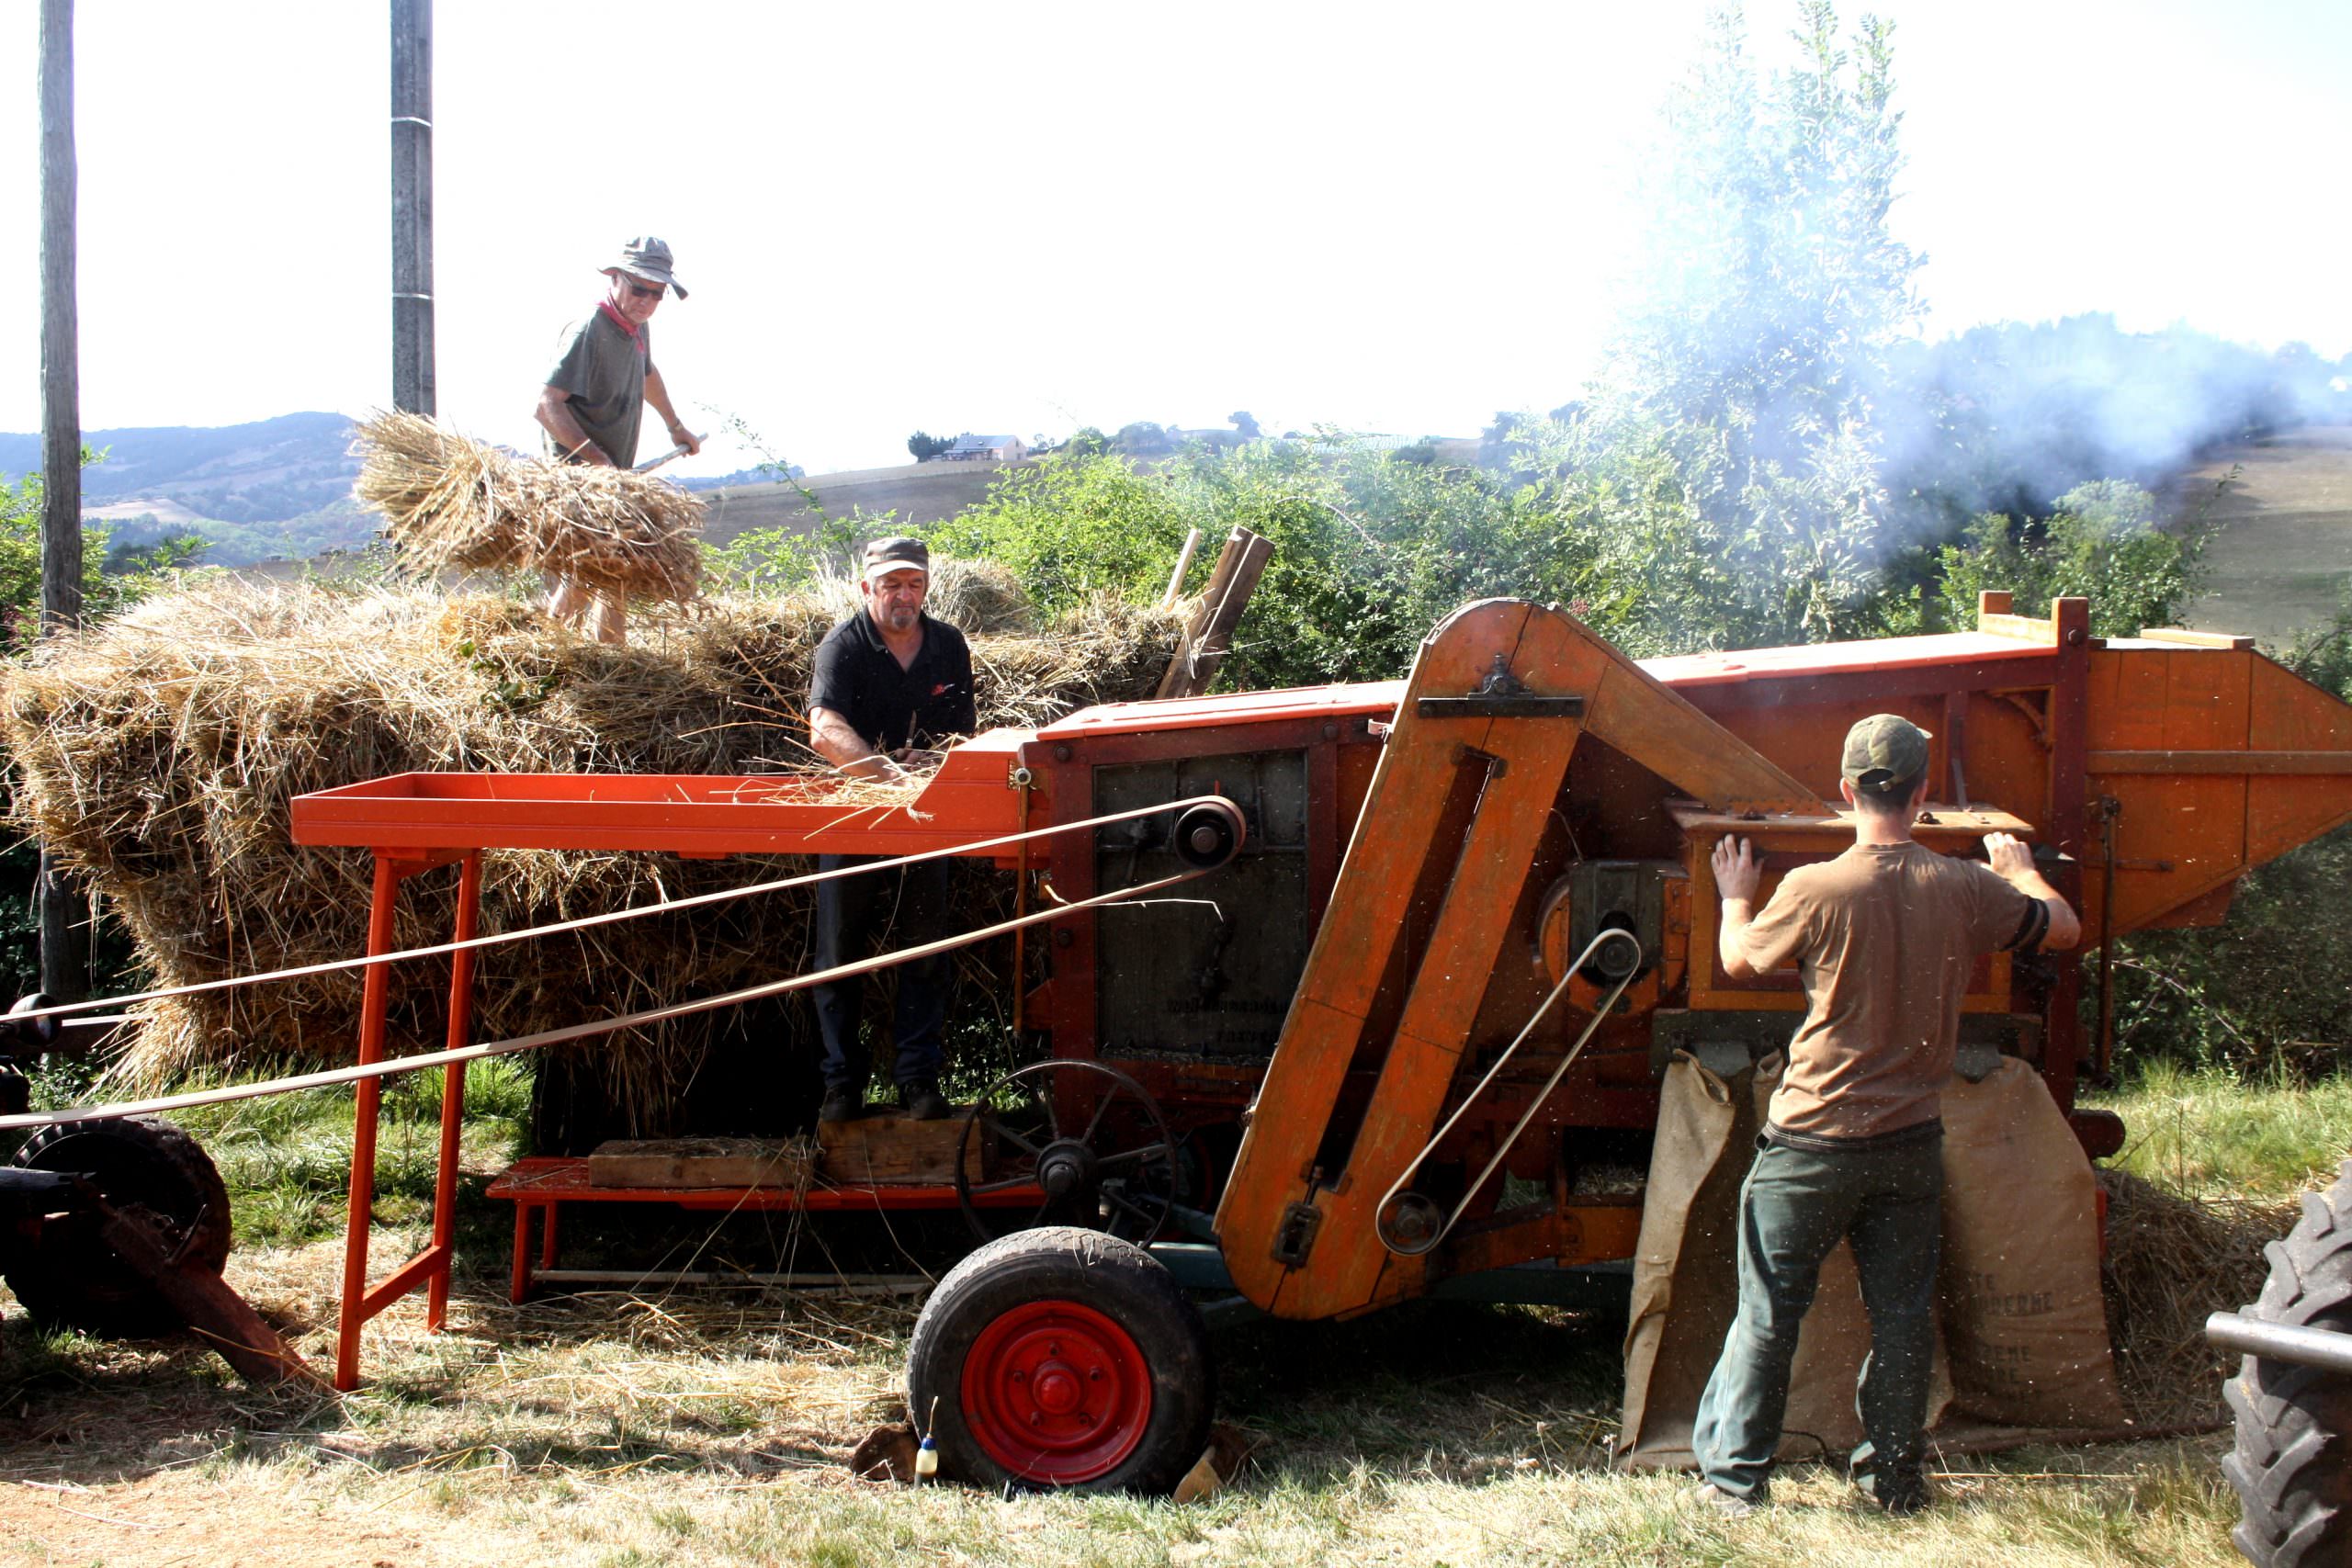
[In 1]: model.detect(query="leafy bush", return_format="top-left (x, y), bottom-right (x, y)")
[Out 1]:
top-left (1936, 479), bottom-right (2206, 638)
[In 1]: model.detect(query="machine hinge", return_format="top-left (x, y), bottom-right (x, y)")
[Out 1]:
top-left (1416, 651), bottom-right (1585, 718)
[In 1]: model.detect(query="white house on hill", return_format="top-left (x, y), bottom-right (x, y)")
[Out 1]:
top-left (941, 433), bottom-right (1029, 463)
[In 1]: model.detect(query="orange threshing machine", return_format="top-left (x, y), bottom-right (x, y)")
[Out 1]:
top-left (292, 591), bottom-right (2352, 1488)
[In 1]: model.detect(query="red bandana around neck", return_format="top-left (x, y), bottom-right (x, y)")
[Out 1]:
top-left (597, 299), bottom-right (645, 348)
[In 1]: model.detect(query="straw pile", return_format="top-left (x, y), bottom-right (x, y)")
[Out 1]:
top-left (0, 576), bottom-right (1183, 1142)
top-left (2099, 1168), bottom-right (2292, 1427)
top-left (356, 412), bottom-right (705, 603)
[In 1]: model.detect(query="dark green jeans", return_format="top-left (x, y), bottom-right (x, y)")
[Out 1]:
top-left (1690, 1125), bottom-right (1943, 1505)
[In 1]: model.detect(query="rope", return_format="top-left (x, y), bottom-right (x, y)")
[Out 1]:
top-left (0, 850), bottom-right (1229, 1131)
top-left (11, 794), bottom-right (1239, 1025)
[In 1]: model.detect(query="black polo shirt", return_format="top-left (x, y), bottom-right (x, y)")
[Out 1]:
top-left (808, 610), bottom-right (978, 752)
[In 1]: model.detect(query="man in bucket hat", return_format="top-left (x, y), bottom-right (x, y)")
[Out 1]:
top-left (533, 236), bottom-right (702, 643)
top-left (1688, 714), bottom-right (2079, 1520)
top-left (804, 537), bottom-right (977, 1124)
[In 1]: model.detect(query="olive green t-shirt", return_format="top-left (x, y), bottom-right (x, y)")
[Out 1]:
top-left (544, 309), bottom-right (650, 467)
top-left (1736, 840), bottom-right (2041, 1140)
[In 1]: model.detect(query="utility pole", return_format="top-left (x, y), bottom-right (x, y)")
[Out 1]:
top-left (390, 0), bottom-right (435, 414)
top-left (38, 0), bottom-right (87, 1000)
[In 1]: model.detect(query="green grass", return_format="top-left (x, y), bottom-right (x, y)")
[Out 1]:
top-left (2087, 1059), bottom-right (2352, 1201)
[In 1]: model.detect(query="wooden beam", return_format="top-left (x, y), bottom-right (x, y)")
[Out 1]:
top-left (390, 0), bottom-right (435, 414)
top-left (2136, 626), bottom-right (2256, 650)
top-left (1977, 611), bottom-right (2058, 644)
top-left (39, 0), bottom-right (86, 1001)
top-left (1155, 528), bottom-right (1272, 699)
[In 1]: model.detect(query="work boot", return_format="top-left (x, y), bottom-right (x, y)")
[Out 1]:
top-left (818, 1084), bottom-right (865, 1124)
top-left (899, 1080), bottom-right (949, 1122)
top-left (1860, 1469), bottom-right (1930, 1517)
top-left (1687, 1481), bottom-right (1757, 1519)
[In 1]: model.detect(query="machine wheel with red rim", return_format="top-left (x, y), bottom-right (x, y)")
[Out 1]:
top-left (909, 1225), bottom-right (1213, 1494)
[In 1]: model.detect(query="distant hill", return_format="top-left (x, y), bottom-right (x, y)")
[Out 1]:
top-left (696, 460), bottom-right (1021, 546)
top-left (0, 412), bottom-right (360, 524)
top-left (2170, 425), bottom-right (2352, 644)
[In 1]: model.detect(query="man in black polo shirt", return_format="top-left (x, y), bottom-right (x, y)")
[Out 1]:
top-left (806, 537), bottom-right (978, 1122)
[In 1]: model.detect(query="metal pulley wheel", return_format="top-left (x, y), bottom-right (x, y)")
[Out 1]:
top-left (955, 1059), bottom-right (1182, 1246)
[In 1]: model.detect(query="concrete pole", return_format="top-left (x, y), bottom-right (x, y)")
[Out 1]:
top-left (390, 0), bottom-right (435, 414)
top-left (38, 0), bottom-right (88, 1000)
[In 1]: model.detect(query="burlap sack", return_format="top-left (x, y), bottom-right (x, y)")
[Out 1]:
top-left (1617, 1053), bottom-right (2116, 1468)
top-left (1936, 1058), bottom-right (2124, 1427)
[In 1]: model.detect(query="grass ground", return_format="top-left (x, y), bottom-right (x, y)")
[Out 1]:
top-left (0, 1064), bottom-right (2311, 1565)
top-left (2171, 424), bottom-right (2352, 643)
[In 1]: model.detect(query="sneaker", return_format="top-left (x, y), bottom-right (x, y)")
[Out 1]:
top-left (1688, 1481), bottom-right (1757, 1519)
top-left (900, 1081), bottom-right (949, 1122)
top-left (818, 1085), bottom-right (865, 1124)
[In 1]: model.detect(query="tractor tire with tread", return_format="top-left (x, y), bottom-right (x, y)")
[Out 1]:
top-left (5, 1116), bottom-right (232, 1338)
top-left (2224, 1157), bottom-right (2352, 1568)
top-left (908, 1225), bottom-right (1213, 1494)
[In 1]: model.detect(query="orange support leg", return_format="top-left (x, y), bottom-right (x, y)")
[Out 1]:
top-left (426, 852), bottom-right (481, 1332)
top-left (335, 854), bottom-right (404, 1391)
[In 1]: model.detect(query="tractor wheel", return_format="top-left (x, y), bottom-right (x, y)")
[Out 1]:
top-left (908, 1225), bottom-right (1213, 1494)
top-left (6, 1117), bottom-right (232, 1338)
top-left (2223, 1157), bottom-right (2352, 1567)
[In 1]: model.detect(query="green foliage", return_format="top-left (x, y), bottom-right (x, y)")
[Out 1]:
top-left (1111, 421), bottom-right (1174, 457)
top-left (907, 430), bottom-right (955, 463)
top-left (1935, 479), bottom-right (2206, 637)
top-left (927, 448), bottom-right (1196, 612)
top-left (1227, 410), bottom-right (1261, 441)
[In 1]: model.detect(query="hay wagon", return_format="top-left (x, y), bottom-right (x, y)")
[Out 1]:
top-left (266, 590), bottom-right (2352, 1500)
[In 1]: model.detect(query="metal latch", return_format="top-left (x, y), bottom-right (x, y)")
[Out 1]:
top-left (1271, 1201), bottom-right (1323, 1268)
top-left (1415, 651), bottom-right (1585, 719)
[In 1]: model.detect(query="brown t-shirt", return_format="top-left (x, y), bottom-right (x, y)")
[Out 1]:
top-left (1737, 840), bottom-right (2041, 1141)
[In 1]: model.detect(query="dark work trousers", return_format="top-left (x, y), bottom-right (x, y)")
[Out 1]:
top-left (1690, 1127), bottom-right (1944, 1505)
top-left (812, 853), bottom-right (952, 1092)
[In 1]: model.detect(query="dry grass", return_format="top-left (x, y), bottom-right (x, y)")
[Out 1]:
top-left (0, 578), bottom-right (1183, 1128)
top-left (0, 1224), bottom-right (2250, 1568)
top-left (2098, 1169), bottom-right (2289, 1430)
top-left (357, 412), bottom-right (706, 604)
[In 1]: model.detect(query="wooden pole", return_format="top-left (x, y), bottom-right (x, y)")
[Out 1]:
top-left (38, 0), bottom-right (88, 1000)
top-left (1155, 528), bottom-right (1272, 700)
top-left (390, 0), bottom-right (435, 414)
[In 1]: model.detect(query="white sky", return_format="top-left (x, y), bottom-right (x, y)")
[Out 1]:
top-left (4, 0), bottom-right (2349, 479)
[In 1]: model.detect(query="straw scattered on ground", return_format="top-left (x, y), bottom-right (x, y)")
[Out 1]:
top-left (2098, 1168), bottom-right (2290, 1428)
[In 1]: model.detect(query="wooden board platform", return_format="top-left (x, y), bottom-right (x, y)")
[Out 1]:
top-left (817, 1109), bottom-right (990, 1184)
top-left (586, 1137), bottom-right (812, 1190)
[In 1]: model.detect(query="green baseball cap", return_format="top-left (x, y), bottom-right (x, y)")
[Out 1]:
top-left (1841, 713), bottom-right (1932, 795)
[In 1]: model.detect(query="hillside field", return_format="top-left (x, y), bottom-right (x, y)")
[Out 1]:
top-left (2172, 425), bottom-right (2352, 644)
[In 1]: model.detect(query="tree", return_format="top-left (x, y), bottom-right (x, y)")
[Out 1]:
top-left (1228, 410), bottom-right (1261, 441)
top-left (1579, 1), bottom-right (1923, 643)
top-left (1113, 422), bottom-right (1173, 457)
top-left (907, 430), bottom-right (955, 463)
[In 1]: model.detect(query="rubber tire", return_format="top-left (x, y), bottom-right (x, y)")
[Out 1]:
top-left (2223, 1157), bottom-right (2352, 1567)
top-left (908, 1225), bottom-right (1214, 1495)
top-left (6, 1117), bottom-right (232, 1338)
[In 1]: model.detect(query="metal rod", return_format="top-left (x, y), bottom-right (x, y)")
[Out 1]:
top-left (2096, 795), bottom-right (2119, 1080)
top-left (530, 1270), bottom-right (929, 1293)
top-left (2206, 1311), bottom-right (2352, 1376)
top-left (10, 792), bottom-right (1247, 1025)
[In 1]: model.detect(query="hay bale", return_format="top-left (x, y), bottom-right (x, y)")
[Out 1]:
top-left (356, 412), bottom-right (704, 604)
top-left (0, 579), bottom-right (1182, 1133)
top-left (2099, 1168), bottom-right (2293, 1428)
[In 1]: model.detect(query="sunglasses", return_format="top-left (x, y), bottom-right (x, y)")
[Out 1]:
top-left (620, 277), bottom-right (666, 301)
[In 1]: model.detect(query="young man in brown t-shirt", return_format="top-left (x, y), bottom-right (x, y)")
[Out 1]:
top-left (1689, 714), bottom-right (2079, 1518)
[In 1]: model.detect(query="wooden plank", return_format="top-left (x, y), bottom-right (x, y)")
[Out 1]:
top-left (587, 1138), bottom-right (812, 1190)
top-left (1977, 611), bottom-right (2058, 644)
top-left (1269, 613), bottom-right (1606, 1318)
top-left (1217, 601), bottom-right (1535, 1307)
top-left (1156, 529), bottom-right (1272, 699)
top-left (2137, 626), bottom-right (2256, 649)
top-left (1577, 628), bottom-right (1818, 816)
top-left (817, 1112), bottom-right (989, 1184)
